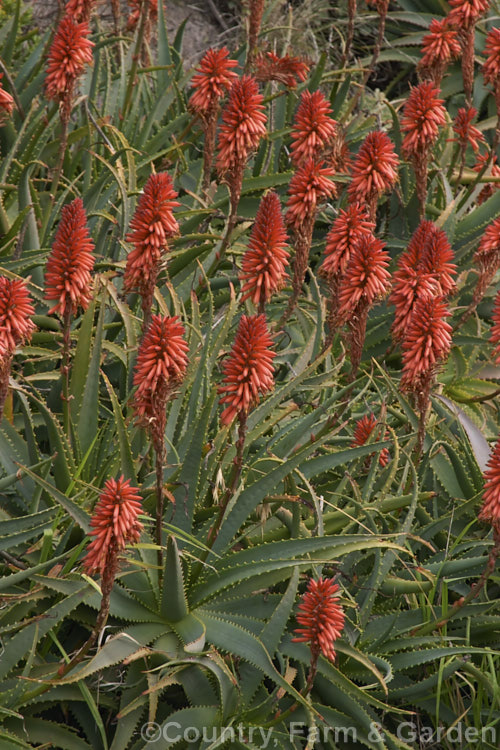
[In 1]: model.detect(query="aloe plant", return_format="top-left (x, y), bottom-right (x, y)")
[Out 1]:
top-left (0, 1), bottom-right (499, 749)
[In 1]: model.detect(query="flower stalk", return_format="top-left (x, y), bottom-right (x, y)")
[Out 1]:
top-left (58, 477), bottom-right (143, 676)
top-left (216, 76), bottom-right (267, 259)
top-left (132, 315), bottom-right (188, 569)
top-left (292, 577), bottom-right (345, 693)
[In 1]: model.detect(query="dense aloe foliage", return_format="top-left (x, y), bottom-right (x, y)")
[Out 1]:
top-left (0, 1), bottom-right (499, 749)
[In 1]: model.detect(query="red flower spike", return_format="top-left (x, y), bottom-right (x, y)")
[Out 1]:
top-left (401, 82), bottom-right (446, 159)
top-left (336, 234), bottom-right (391, 321)
top-left (239, 192), bottom-right (290, 308)
top-left (127, 0), bottom-right (158, 31)
top-left (216, 76), bottom-right (267, 173)
top-left (326, 128), bottom-right (352, 175)
top-left (0, 276), bottom-right (36, 356)
top-left (478, 435), bottom-right (500, 528)
top-left (473, 151), bottom-right (500, 205)
top-left (44, 198), bottom-right (95, 318)
top-left (451, 107), bottom-right (485, 153)
top-left (399, 219), bottom-right (436, 271)
top-left (190, 47), bottom-right (238, 113)
top-left (419, 18), bottom-right (461, 75)
top-left (483, 28), bottom-right (500, 87)
top-left (391, 267), bottom-right (436, 343)
top-left (285, 158), bottom-right (336, 230)
top-left (470, 216), bottom-right (500, 306)
top-left (292, 577), bottom-right (345, 663)
top-left (0, 74), bottom-right (14, 120)
top-left (123, 172), bottom-right (180, 297)
top-left (348, 131), bottom-right (399, 217)
top-left (447, 2), bottom-right (489, 103)
top-left (65, 0), bottom-right (96, 22)
top-left (475, 216), bottom-right (500, 275)
top-left (401, 82), bottom-right (446, 212)
top-left (448, 0), bottom-right (490, 28)
top-left (401, 296), bottom-right (452, 393)
top-left (45, 15), bottom-right (94, 102)
top-left (290, 90), bottom-right (337, 166)
top-left (282, 158), bottom-right (336, 324)
top-left (421, 225), bottom-right (457, 297)
top-left (253, 51), bottom-right (310, 89)
top-left (321, 203), bottom-right (375, 278)
top-left (483, 27), bottom-right (500, 112)
top-left (247, 0), bottom-right (265, 61)
top-left (218, 314), bottom-right (275, 426)
top-left (489, 290), bottom-right (500, 364)
top-left (390, 221), bottom-right (455, 341)
top-left (83, 476), bottom-right (143, 576)
top-left (336, 233), bottom-right (391, 376)
top-left (132, 315), bottom-right (189, 447)
top-left (351, 413), bottom-right (390, 467)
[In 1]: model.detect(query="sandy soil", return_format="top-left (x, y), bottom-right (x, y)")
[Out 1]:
top-left (28, 0), bottom-right (238, 65)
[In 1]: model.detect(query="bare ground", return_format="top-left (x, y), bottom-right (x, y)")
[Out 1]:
top-left (28, 0), bottom-right (239, 66)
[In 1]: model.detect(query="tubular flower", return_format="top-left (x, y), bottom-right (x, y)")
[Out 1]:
top-left (0, 276), bottom-right (36, 355)
top-left (190, 48), bottom-right (238, 196)
top-left (489, 290), bottom-right (500, 364)
top-left (285, 158), bottom-right (336, 230)
top-left (401, 81), bottom-right (446, 212)
top-left (65, 0), bottom-right (95, 22)
top-left (326, 127), bottom-right (352, 175)
top-left (45, 198), bottom-right (95, 318)
top-left (292, 577), bottom-right (345, 663)
top-left (218, 314), bottom-right (275, 426)
top-left (400, 296), bottom-right (452, 393)
top-left (216, 75), bottom-right (267, 172)
top-left (421, 225), bottom-right (457, 297)
top-left (0, 276), bottom-right (35, 417)
top-left (401, 82), bottom-right (446, 159)
top-left (320, 203), bottom-right (375, 339)
top-left (390, 221), bottom-right (455, 341)
top-left (83, 477), bottom-right (143, 576)
top-left (132, 315), bottom-right (189, 447)
top-left (336, 234), bottom-right (391, 321)
top-left (478, 435), bottom-right (500, 528)
top-left (448, 0), bottom-right (490, 28)
top-left (451, 107), bottom-right (485, 152)
top-left (127, 0), bottom-right (158, 31)
top-left (239, 192), bottom-right (290, 309)
top-left (472, 216), bottom-right (500, 305)
top-left (397, 218), bottom-right (436, 271)
top-left (448, 2), bottom-right (490, 105)
top-left (283, 160), bottom-right (336, 324)
top-left (247, 0), bottom-right (265, 62)
top-left (321, 203), bottom-right (375, 278)
top-left (419, 18), bottom-right (461, 82)
top-left (290, 90), bottom-right (337, 166)
top-left (0, 74), bottom-right (14, 121)
top-left (351, 414), bottom-right (390, 467)
top-left (252, 51), bottom-right (310, 88)
top-left (483, 27), bottom-right (500, 111)
top-left (337, 234), bottom-right (391, 376)
top-left (474, 216), bottom-right (500, 274)
top-left (391, 270), bottom-right (436, 343)
top-left (348, 131), bottom-right (399, 218)
top-left (189, 47), bottom-right (238, 113)
top-left (473, 151), bottom-right (500, 205)
top-left (483, 28), bottom-right (500, 87)
top-left (123, 172), bottom-right (179, 300)
top-left (45, 15), bottom-right (94, 103)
